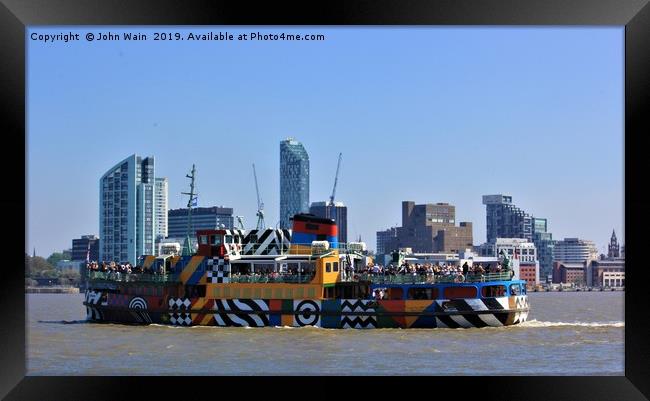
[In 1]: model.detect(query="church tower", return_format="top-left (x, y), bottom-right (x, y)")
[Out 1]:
top-left (608, 229), bottom-right (620, 258)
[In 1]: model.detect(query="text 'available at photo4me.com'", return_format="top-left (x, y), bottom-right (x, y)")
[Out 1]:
top-left (30, 30), bottom-right (327, 44)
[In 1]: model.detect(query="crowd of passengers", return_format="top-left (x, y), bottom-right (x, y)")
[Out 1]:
top-left (86, 260), bottom-right (510, 282)
top-left (85, 261), bottom-right (162, 276)
top-left (355, 261), bottom-right (511, 281)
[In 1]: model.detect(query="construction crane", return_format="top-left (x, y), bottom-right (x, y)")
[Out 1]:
top-left (235, 216), bottom-right (245, 230)
top-left (329, 153), bottom-right (343, 207)
top-left (252, 163), bottom-right (266, 230)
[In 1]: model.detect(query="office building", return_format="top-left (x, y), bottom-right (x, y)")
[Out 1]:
top-left (99, 154), bottom-right (157, 264)
top-left (309, 201), bottom-right (347, 244)
top-left (167, 206), bottom-right (234, 238)
top-left (381, 201), bottom-right (473, 254)
top-left (376, 227), bottom-right (398, 255)
top-left (280, 137), bottom-right (309, 229)
top-left (553, 237), bottom-right (598, 264)
top-left (71, 235), bottom-right (100, 262)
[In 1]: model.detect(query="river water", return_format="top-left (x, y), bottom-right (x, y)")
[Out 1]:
top-left (27, 292), bottom-right (624, 375)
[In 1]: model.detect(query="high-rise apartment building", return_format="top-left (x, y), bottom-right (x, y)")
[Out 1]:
top-left (167, 206), bottom-right (234, 238)
top-left (483, 194), bottom-right (555, 279)
top-left (154, 177), bottom-right (168, 241)
top-left (309, 201), bottom-right (347, 244)
top-left (280, 138), bottom-right (309, 229)
top-left (483, 194), bottom-right (533, 243)
top-left (99, 154), bottom-right (157, 264)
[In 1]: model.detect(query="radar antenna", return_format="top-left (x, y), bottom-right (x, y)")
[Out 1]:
top-left (181, 164), bottom-right (197, 256)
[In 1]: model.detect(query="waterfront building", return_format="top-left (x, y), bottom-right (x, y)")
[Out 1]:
top-left (482, 194), bottom-right (555, 280)
top-left (167, 206), bottom-right (234, 238)
top-left (376, 227), bottom-right (398, 255)
top-left (71, 235), bottom-right (99, 262)
top-left (478, 238), bottom-right (539, 287)
top-left (608, 229), bottom-right (620, 258)
top-left (99, 154), bottom-right (157, 264)
top-left (381, 201), bottom-right (473, 254)
top-left (280, 137), bottom-right (309, 229)
top-left (309, 201), bottom-right (347, 244)
top-left (531, 217), bottom-right (555, 280)
top-left (552, 262), bottom-right (586, 285)
top-left (553, 237), bottom-right (598, 264)
top-left (586, 259), bottom-right (625, 287)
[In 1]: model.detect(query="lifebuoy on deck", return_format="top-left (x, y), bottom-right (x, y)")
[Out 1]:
top-left (455, 274), bottom-right (465, 283)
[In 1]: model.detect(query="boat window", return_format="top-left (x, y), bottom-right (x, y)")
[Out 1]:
top-left (510, 284), bottom-right (521, 296)
top-left (407, 287), bottom-right (438, 300)
top-left (481, 285), bottom-right (506, 298)
top-left (235, 235), bottom-right (241, 244)
top-left (387, 287), bottom-right (404, 300)
top-left (326, 262), bottom-right (331, 272)
top-left (210, 235), bottom-right (222, 246)
top-left (225, 235), bottom-right (233, 244)
top-left (333, 262), bottom-right (339, 272)
top-left (200, 235), bottom-right (208, 245)
top-left (443, 286), bottom-right (477, 299)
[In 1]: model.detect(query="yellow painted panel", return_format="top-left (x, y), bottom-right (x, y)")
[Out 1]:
top-left (264, 288), bottom-right (272, 299)
top-left (179, 256), bottom-right (204, 284)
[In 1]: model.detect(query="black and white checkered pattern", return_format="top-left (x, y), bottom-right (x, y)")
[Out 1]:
top-left (168, 297), bottom-right (192, 326)
top-left (206, 257), bottom-right (230, 283)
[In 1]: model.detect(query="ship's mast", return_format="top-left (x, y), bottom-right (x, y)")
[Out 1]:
top-left (181, 164), bottom-right (197, 256)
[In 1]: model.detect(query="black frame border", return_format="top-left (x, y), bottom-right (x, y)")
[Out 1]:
top-left (2, 0), bottom-right (649, 399)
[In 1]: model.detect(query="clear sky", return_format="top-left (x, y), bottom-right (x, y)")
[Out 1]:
top-left (27, 27), bottom-right (624, 257)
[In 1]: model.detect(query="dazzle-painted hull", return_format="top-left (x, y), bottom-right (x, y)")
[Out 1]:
top-left (84, 291), bottom-right (529, 329)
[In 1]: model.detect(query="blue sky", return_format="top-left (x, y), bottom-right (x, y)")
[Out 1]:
top-left (27, 27), bottom-right (624, 257)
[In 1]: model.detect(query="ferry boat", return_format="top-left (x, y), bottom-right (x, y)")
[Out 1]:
top-left (84, 213), bottom-right (530, 329)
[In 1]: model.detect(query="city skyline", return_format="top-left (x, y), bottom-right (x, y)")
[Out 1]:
top-left (27, 27), bottom-right (623, 256)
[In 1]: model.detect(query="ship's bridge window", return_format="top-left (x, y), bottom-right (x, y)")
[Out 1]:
top-left (225, 235), bottom-right (232, 244)
top-left (509, 284), bottom-right (522, 296)
top-left (443, 286), bottom-right (477, 299)
top-left (210, 235), bottom-right (222, 246)
top-left (481, 285), bottom-right (506, 298)
top-left (333, 262), bottom-right (339, 272)
top-left (200, 235), bottom-right (208, 245)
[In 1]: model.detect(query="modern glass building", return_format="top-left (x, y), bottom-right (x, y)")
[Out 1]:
top-left (309, 201), bottom-right (347, 244)
top-left (99, 154), bottom-right (156, 264)
top-left (280, 138), bottom-right (309, 229)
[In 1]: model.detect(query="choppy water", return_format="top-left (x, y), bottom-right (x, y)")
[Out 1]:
top-left (27, 292), bottom-right (624, 375)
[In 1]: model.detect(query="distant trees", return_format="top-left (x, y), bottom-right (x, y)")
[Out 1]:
top-left (46, 251), bottom-right (71, 267)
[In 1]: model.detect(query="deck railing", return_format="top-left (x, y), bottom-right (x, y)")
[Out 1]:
top-left (348, 271), bottom-right (513, 285)
top-left (87, 271), bottom-right (179, 283)
top-left (228, 274), bottom-right (316, 284)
